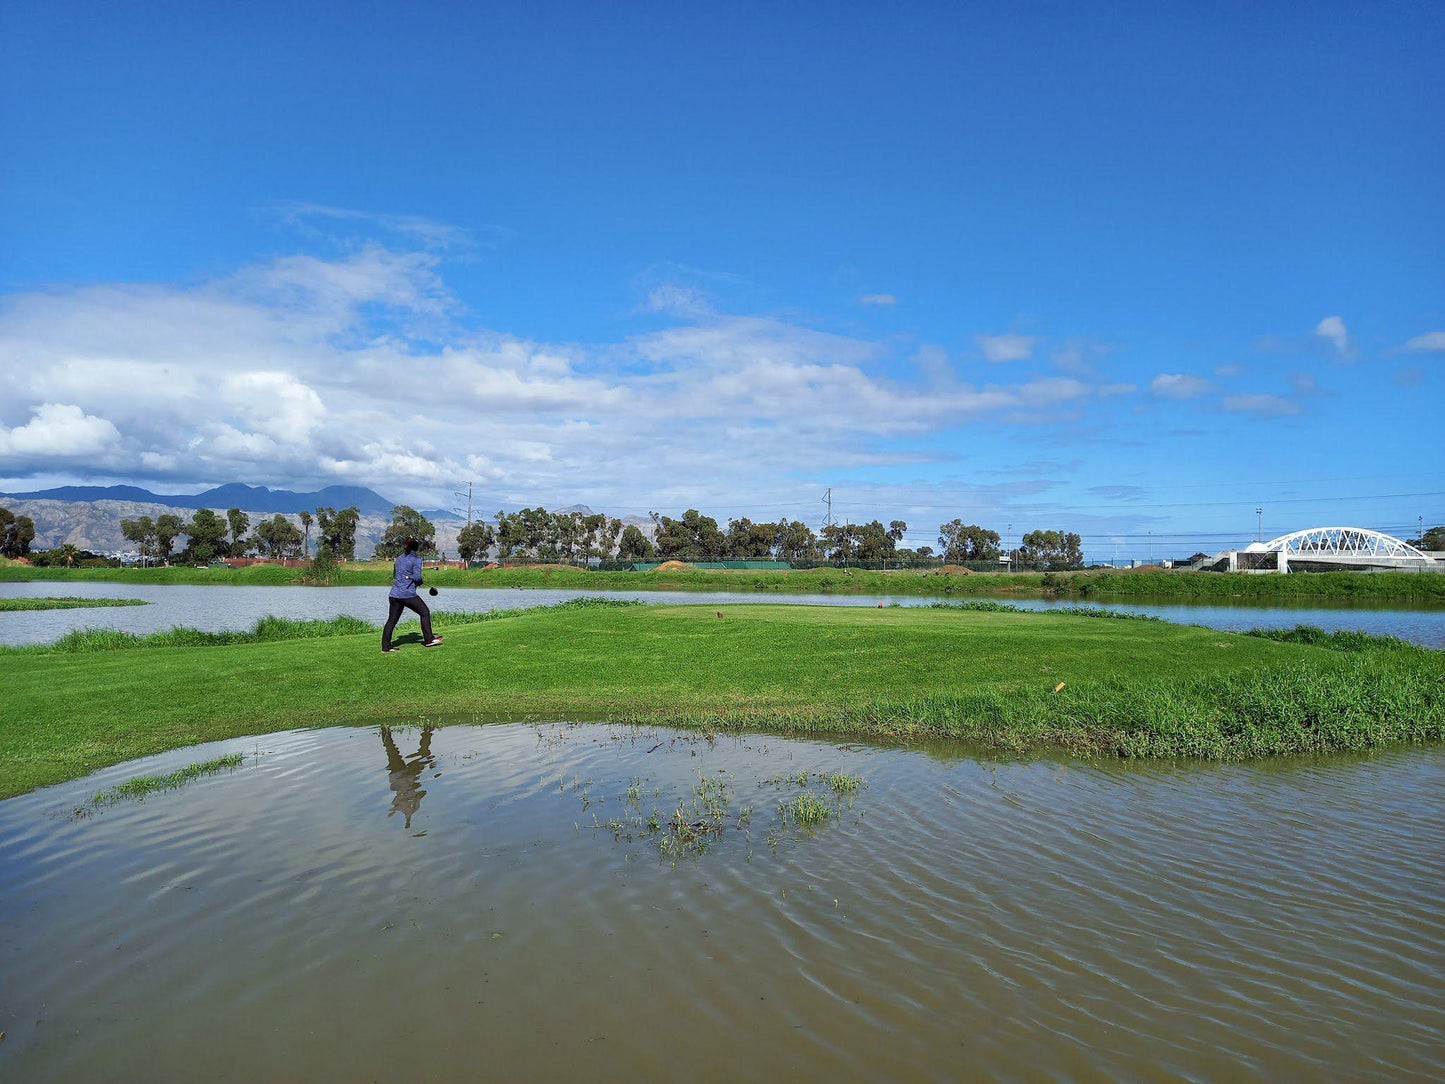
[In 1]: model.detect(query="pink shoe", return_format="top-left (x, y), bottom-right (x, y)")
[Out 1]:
top-left (424, 636), bottom-right (445, 648)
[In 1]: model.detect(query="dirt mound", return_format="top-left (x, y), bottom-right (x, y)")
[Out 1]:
top-left (937, 564), bottom-right (973, 575)
top-left (482, 562), bottom-right (501, 570)
top-left (653, 560), bottom-right (695, 572)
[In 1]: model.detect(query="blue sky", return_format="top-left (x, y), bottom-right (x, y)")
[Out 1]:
top-left (1, 1), bottom-right (1441, 558)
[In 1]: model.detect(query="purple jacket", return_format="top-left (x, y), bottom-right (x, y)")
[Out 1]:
top-left (390, 553), bottom-right (424, 599)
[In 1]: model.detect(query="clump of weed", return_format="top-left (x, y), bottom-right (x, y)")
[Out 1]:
top-left (785, 791), bottom-right (834, 829)
top-left (80, 752), bottom-right (244, 813)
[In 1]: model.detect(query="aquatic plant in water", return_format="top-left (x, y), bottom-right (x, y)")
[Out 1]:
top-left (79, 753), bottom-right (245, 813)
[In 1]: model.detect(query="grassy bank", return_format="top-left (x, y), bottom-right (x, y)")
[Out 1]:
top-left (4, 561), bottom-right (1444, 601)
top-left (0, 596), bottom-right (148, 612)
top-left (2, 601), bottom-right (1441, 798)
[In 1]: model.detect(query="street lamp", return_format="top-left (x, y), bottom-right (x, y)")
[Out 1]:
top-left (1256, 507), bottom-right (1263, 543)
top-left (1006, 523), bottom-right (1013, 573)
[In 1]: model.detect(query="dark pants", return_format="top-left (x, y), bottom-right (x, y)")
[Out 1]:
top-left (382, 594), bottom-right (434, 649)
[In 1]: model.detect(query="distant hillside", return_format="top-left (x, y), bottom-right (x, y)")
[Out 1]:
top-left (2, 483), bottom-right (409, 517)
top-left (0, 492), bottom-right (650, 556)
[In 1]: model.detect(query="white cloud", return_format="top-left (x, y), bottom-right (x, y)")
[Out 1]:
top-left (1404, 331), bottom-right (1445, 352)
top-left (1213, 364), bottom-right (1244, 377)
top-left (0, 243), bottom-right (1133, 513)
top-left (858, 293), bottom-right (897, 306)
top-left (1097, 382), bottom-right (1137, 397)
top-left (1149, 373), bottom-right (1212, 400)
top-left (976, 333), bottom-right (1036, 363)
top-left (1222, 394), bottom-right (1301, 416)
top-left (0, 402), bottom-right (122, 458)
top-left (220, 371), bottom-right (325, 441)
top-left (1316, 315), bottom-right (1351, 358)
top-left (642, 284), bottom-right (714, 317)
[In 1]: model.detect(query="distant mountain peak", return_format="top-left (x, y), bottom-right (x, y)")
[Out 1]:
top-left (2, 482), bottom-right (398, 515)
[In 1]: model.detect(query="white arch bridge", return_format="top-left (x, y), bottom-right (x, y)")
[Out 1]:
top-left (1192, 527), bottom-right (1439, 572)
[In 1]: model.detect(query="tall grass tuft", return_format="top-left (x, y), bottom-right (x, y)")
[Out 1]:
top-left (82, 752), bottom-right (245, 812)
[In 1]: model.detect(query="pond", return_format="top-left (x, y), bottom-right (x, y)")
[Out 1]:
top-left (2, 580), bottom-right (1444, 647)
top-left (1, 723), bottom-right (1441, 1080)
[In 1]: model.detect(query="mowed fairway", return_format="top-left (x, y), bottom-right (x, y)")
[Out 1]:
top-left (3, 603), bottom-right (1442, 797)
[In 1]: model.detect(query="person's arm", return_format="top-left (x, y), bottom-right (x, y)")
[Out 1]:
top-left (410, 555), bottom-right (424, 585)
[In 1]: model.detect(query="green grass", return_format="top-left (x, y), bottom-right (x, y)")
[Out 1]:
top-left (784, 791), bottom-right (834, 829)
top-left (81, 753), bottom-right (244, 811)
top-left (3, 561), bottom-right (1443, 600)
top-left (1, 602), bottom-right (1441, 799)
top-left (0, 596), bottom-right (148, 612)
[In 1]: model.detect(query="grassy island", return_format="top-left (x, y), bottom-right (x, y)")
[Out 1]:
top-left (4, 561), bottom-right (1444, 601)
top-left (0, 596), bottom-right (147, 612)
top-left (2, 600), bottom-right (1440, 799)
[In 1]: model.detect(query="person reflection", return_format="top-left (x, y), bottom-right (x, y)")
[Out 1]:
top-left (380, 725), bottom-right (436, 829)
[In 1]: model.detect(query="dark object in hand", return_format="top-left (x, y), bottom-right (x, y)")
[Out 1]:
top-left (428, 587), bottom-right (438, 596)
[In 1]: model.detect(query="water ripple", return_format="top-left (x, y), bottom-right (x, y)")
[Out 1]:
top-left (1, 724), bottom-right (1441, 1082)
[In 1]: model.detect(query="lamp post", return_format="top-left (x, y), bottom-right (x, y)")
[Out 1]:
top-left (1006, 523), bottom-right (1013, 573)
top-left (1256, 507), bottom-right (1263, 543)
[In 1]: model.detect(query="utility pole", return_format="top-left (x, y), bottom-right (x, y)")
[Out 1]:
top-left (1256, 507), bottom-right (1262, 543)
top-left (1148, 529), bottom-right (1153, 565)
top-left (821, 487), bottom-right (834, 530)
top-left (1006, 523), bottom-right (1013, 573)
top-left (454, 482), bottom-right (473, 526)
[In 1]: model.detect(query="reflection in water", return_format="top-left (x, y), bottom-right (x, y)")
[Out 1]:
top-left (1, 725), bottom-right (1441, 1081)
top-left (380, 726), bottom-right (434, 828)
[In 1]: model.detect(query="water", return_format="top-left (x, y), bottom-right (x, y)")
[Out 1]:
top-left (1, 724), bottom-right (1441, 1081)
top-left (3, 580), bottom-right (1444, 647)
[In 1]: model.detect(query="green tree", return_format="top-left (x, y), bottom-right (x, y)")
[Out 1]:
top-left (0, 507), bottom-right (37, 558)
top-left (938, 521), bottom-right (1001, 563)
top-left (456, 521), bottom-right (496, 562)
top-left (121, 515), bottom-right (157, 562)
top-left (226, 508), bottom-right (250, 555)
top-left (154, 514), bottom-right (184, 565)
top-left (253, 514), bottom-right (304, 558)
top-left (617, 523), bottom-right (656, 560)
top-left (495, 510), bottom-right (526, 558)
top-left (580, 513), bottom-right (607, 561)
top-left (772, 519), bottom-right (818, 561)
top-left (654, 509), bottom-right (726, 559)
top-left (726, 517), bottom-right (778, 558)
top-left (852, 520), bottom-right (899, 562)
top-left (1017, 529), bottom-right (1083, 570)
top-left (603, 517), bottom-right (624, 559)
top-left (180, 508), bottom-right (230, 564)
top-left (553, 511), bottom-right (582, 560)
top-left (1408, 525), bottom-right (1445, 551)
top-left (376, 505), bottom-right (437, 560)
top-left (820, 523), bottom-right (855, 561)
top-left (314, 506), bottom-right (360, 560)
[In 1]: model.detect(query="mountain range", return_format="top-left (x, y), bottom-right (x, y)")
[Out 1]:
top-left (0, 483), bottom-right (459, 520)
top-left (0, 485), bottom-right (651, 555)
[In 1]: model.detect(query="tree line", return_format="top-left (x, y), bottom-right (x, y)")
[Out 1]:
top-left (17, 497), bottom-right (1348, 572)
top-left (117, 505), bottom-right (364, 564)
top-left (443, 506), bottom-right (1089, 570)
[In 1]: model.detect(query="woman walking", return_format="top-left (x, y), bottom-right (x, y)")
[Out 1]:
top-left (381, 538), bottom-right (444, 652)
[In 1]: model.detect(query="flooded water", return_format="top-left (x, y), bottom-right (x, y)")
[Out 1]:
top-left (2, 723), bottom-right (1441, 1081)
top-left (3, 580), bottom-right (1444, 647)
